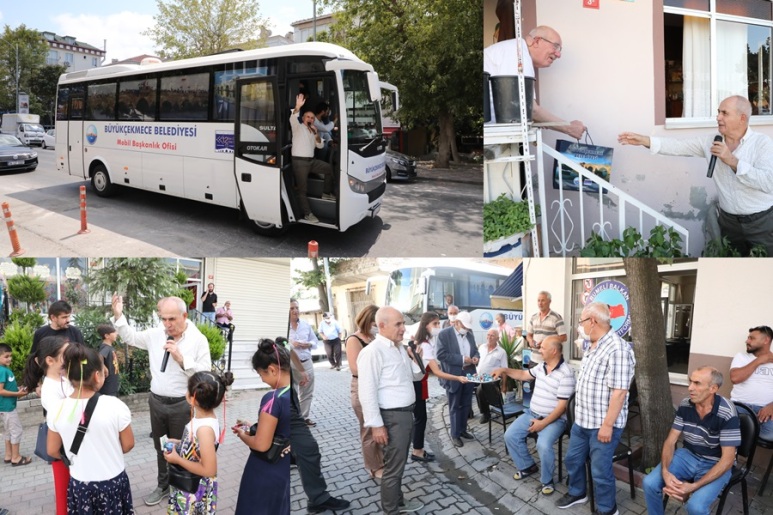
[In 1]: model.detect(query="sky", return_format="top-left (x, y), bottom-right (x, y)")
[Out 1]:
top-left (0, 0), bottom-right (322, 62)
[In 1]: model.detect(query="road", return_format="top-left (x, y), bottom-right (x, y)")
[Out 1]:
top-left (0, 149), bottom-right (482, 257)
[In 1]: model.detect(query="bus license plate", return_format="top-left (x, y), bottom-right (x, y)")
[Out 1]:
top-left (7, 160), bottom-right (22, 166)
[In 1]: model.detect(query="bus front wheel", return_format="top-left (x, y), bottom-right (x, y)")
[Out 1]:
top-left (249, 219), bottom-right (288, 237)
top-left (91, 165), bottom-right (118, 197)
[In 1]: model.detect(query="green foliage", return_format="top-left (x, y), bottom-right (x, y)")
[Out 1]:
top-left (118, 372), bottom-right (137, 396)
top-left (580, 226), bottom-right (685, 258)
top-left (143, 0), bottom-right (270, 59)
top-left (11, 257), bottom-right (36, 269)
top-left (497, 330), bottom-right (524, 392)
top-left (197, 323), bottom-right (226, 362)
top-left (74, 306), bottom-right (113, 349)
top-left (7, 274), bottom-right (47, 305)
top-left (293, 258), bottom-right (346, 289)
top-left (1, 320), bottom-right (33, 378)
top-left (483, 194), bottom-right (533, 242)
top-left (29, 64), bottom-right (67, 125)
top-left (0, 26), bottom-right (49, 112)
top-left (703, 237), bottom-right (767, 257)
top-left (126, 349), bottom-right (151, 393)
top-left (173, 270), bottom-right (195, 306)
top-left (8, 309), bottom-right (44, 329)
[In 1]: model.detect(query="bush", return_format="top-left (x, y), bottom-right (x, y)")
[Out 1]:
top-left (483, 194), bottom-right (533, 242)
top-left (73, 306), bottom-right (113, 349)
top-left (8, 309), bottom-right (44, 330)
top-left (197, 323), bottom-right (226, 362)
top-left (1, 321), bottom-right (34, 378)
top-left (126, 348), bottom-right (151, 393)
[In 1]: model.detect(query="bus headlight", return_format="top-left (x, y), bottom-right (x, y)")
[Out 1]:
top-left (348, 175), bottom-right (367, 194)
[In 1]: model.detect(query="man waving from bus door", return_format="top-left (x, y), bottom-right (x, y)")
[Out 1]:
top-left (291, 93), bottom-right (336, 223)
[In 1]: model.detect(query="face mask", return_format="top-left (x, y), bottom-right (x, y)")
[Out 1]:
top-left (578, 324), bottom-right (589, 340)
top-left (458, 328), bottom-right (468, 336)
top-left (449, 315), bottom-right (457, 323)
top-left (370, 326), bottom-right (378, 337)
top-left (430, 327), bottom-right (441, 337)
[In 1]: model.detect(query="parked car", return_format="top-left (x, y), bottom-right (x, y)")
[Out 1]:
top-left (0, 134), bottom-right (37, 172)
top-left (385, 148), bottom-right (417, 182)
top-left (42, 129), bottom-right (55, 149)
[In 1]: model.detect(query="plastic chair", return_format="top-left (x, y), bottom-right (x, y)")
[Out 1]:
top-left (481, 379), bottom-right (524, 452)
top-left (758, 436), bottom-right (773, 495)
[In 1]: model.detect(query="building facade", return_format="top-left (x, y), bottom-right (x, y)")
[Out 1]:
top-left (41, 31), bottom-right (105, 71)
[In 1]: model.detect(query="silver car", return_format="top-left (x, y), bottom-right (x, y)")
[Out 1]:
top-left (385, 148), bottom-right (417, 182)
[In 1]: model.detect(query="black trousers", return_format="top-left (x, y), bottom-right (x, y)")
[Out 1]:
top-left (475, 385), bottom-right (491, 418)
top-left (149, 394), bottom-right (189, 490)
top-left (324, 338), bottom-right (342, 368)
top-left (290, 382), bottom-right (331, 507)
top-left (412, 381), bottom-right (427, 450)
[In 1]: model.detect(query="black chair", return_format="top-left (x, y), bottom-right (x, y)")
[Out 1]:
top-left (526, 393), bottom-right (571, 483)
top-left (758, 436), bottom-right (773, 495)
top-left (481, 379), bottom-right (524, 452)
top-left (625, 378), bottom-right (641, 449)
top-left (663, 401), bottom-right (760, 515)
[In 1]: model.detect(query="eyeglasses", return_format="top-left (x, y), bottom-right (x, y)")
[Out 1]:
top-left (750, 326), bottom-right (773, 339)
top-left (578, 317), bottom-right (591, 325)
top-left (538, 36), bottom-right (562, 53)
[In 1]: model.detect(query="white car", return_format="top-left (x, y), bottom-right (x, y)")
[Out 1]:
top-left (42, 129), bottom-right (55, 150)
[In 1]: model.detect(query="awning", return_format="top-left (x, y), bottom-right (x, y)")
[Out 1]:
top-left (490, 263), bottom-right (523, 300)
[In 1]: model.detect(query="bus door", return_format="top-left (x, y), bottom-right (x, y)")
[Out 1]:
top-left (67, 91), bottom-right (85, 178)
top-left (235, 76), bottom-right (283, 226)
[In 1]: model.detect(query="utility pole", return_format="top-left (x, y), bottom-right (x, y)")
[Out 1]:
top-left (14, 44), bottom-right (19, 112)
top-left (313, 0), bottom-right (317, 42)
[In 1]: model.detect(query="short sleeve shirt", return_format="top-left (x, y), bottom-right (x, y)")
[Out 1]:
top-left (98, 344), bottom-right (120, 396)
top-left (673, 394), bottom-right (741, 462)
top-left (528, 310), bottom-right (567, 347)
top-left (0, 365), bottom-right (18, 412)
top-left (528, 358), bottom-right (576, 419)
top-left (730, 352), bottom-right (773, 406)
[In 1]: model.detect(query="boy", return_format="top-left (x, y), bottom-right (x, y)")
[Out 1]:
top-left (97, 324), bottom-right (120, 396)
top-left (0, 343), bottom-right (30, 466)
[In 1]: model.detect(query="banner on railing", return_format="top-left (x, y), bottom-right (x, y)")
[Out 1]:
top-left (552, 137), bottom-right (613, 193)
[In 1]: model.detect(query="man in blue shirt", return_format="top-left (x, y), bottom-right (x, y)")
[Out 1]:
top-left (643, 366), bottom-right (741, 515)
top-left (289, 298), bottom-right (319, 426)
top-left (318, 312), bottom-right (344, 371)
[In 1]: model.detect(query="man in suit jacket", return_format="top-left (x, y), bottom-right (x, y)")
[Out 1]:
top-left (436, 311), bottom-right (479, 447)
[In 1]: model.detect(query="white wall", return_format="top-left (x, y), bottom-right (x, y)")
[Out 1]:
top-left (521, 257), bottom-right (571, 325)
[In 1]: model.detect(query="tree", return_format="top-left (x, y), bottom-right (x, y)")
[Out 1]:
top-left (0, 25), bottom-right (48, 112)
top-left (293, 258), bottom-right (347, 313)
top-left (321, 0), bottom-right (482, 167)
top-left (144, 0), bottom-right (270, 59)
top-left (6, 258), bottom-right (46, 313)
top-left (29, 64), bottom-right (67, 126)
top-left (623, 257), bottom-right (674, 469)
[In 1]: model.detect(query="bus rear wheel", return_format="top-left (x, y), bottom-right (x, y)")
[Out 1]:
top-left (249, 219), bottom-right (288, 236)
top-left (91, 164), bottom-right (118, 197)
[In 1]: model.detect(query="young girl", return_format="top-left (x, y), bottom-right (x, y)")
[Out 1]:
top-left (23, 336), bottom-right (72, 515)
top-left (164, 371), bottom-right (234, 514)
top-left (233, 339), bottom-right (291, 515)
top-left (46, 343), bottom-right (135, 514)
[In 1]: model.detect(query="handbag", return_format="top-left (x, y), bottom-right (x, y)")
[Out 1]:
top-left (34, 422), bottom-right (56, 463)
top-left (169, 462), bottom-right (203, 494)
top-left (552, 132), bottom-right (613, 194)
top-left (248, 422), bottom-right (291, 464)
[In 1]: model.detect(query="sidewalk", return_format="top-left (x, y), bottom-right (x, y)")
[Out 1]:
top-left (414, 160), bottom-right (483, 186)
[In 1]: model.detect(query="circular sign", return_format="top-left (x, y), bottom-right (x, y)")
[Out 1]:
top-left (86, 125), bottom-right (98, 145)
top-left (478, 311), bottom-right (494, 330)
top-left (587, 280), bottom-right (631, 337)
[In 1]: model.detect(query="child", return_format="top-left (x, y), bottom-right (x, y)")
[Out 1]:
top-left (23, 336), bottom-right (72, 515)
top-left (233, 339), bottom-right (292, 515)
top-left (0, 343), bottom-right (30, 466)
top-left (46, 344), bottom-right (134, 514)
top-left (164, 371), bottom-right (234, 514)
top-left (96, 324), bottom-right (120, 396)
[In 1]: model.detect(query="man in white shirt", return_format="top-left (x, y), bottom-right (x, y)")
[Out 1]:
top-left (111, 294), bottom-right (211, 506)
top-left (291, 93), bottom-right (336, 223)
top-left (730, 325), bottom-right (773, 440)
top-left (476, 328), bottom-right (510, 424)
top-left (289, 298), bottom-right (319, 426)
top-left (358, 306), bottom-right (425, 515)
top-left (319, 312), bottom-right (344, 371)
top-left (619, 95), bottom-right (773, 256)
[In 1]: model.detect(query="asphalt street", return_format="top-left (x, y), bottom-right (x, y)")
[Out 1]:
top-left (0, 150), bottom-right (482, 257)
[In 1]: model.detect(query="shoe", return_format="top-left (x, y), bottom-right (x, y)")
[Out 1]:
top-left (460, 431), bottom-right (474, 440)
top-left (10, 456), bottom-right (31, 466)
top-left (330, 365), bottom-right (336, 369)
top-left (410, 451), bottom-right (435, 462)
top-left (599, 508), bottom-right (618, 515)
top-left (305, 418), bottom-right (317, 427)
top-left (513, 464), bottom-right (538, 480)
top-left (541, 483), bottom-right (555, 496)
top-left (321, 193), bottom-right (336, 201)
top-left (479, 414), bottom-right (490, 424)
top-left (144, 487), bottom-right (169, 506)
top-left (304, 213), bottom-right (319, 223)
top-left (336, 366), bottom-right (341, 371)
top-left (307, 496), bottom-right (351, 513)
top-left (556, 492), bottom-right (588, 509)
top-left (452, 437), bottom-right (464, 447)
top-left (398, 500), bottom-right (424, 513)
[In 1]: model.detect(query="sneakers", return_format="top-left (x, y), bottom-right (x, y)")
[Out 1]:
top-left (398, 500), bottom-right (424, 513)
top-left (321, 193), bottom-right (336, 201)
top-left (599, 508), bottom-right (619, 515)
top-left (555, 492), bottom-right (588, 509)
top-left (307, 496), bottom-right (351, 514)
top-left (144, 486), bottom-right (169, 506)
top-left (513, 463), bottom-right (539, 480)
top-left (304, 213), bottom-right (319, 223)
top-left (540, 483), bottom-right (555, 496)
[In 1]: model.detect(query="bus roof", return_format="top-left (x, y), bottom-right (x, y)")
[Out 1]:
top-left (383, 258), bottom-right (516, 277)
top-left (58, 42), bottom-right (369, 85)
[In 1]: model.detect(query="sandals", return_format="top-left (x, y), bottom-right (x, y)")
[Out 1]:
top-left (3, 458), bottom-right (10, 464)
top-left (11, 456), bottom-right (32, 466)
top-left (513, 464), bottom-right (538, 480)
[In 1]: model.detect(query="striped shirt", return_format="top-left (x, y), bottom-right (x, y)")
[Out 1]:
top-left (575, 328), bottom-right (636, 429)
top-left (528, 357), bottom-right (576, 419)
top-left (674, 394), bottom-right (741, 462)
top-left (528, 310), bottom-right (566, 363)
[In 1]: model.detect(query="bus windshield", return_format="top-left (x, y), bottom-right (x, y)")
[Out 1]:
top-left (386, 268), bottom-right (424, 324)
top-left (343, 70), bottom-right (382, 142)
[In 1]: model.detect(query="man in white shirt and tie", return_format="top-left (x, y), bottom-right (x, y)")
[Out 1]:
top-left (358, 306), bottom-right (425, 514)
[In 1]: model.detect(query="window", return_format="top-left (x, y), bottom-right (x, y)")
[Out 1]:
top-left (56, 86), bottom-right (69, 120)
top-left (118, 78), bottom-right (157, 121)
top-left (159, 73), bottom-right (210, 121)
top-left (47, 50), bottom-right (59, 66)
top-left (87, 83), bottom-right (116, 120)
top-left (64, 53), bottom-right (73, 65)
top-left (664, 0), bottom-right (773, 118)
top-left (213, 60), bottom-right (273, 121)
top-left (92, 57), bottom-right (98, 67)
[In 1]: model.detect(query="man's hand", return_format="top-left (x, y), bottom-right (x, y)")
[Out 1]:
top-left (597, 424), bottom-right (613, 443)
top-left (564, 120), bottom-right (586, 140)
top-left (294, 93), bottom-right (305, 112)
top-left (111, 292), bottom-right (123, 319)
top-left (529, 418), bottom-right (546, 433)
top-left (463, 356), bottom-right (473, 365)
top-left (618, 132), bottom-right (651, 148)
top-left (165, 339), bottom-right (184, 366)
top-left (759, 403), bottom-right (773, 424)
top-left (491, 367), bottom-right (507, 379)
top-left (299, 371), bottom-right (309, 387)
top-left (372, 426), bottom-right (388, 445)
top-left (712, 139), bottom-right (738, 169)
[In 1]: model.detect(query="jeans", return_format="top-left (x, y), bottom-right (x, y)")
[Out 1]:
top-left (748, 404), bottom-right (773, 440)
top-left (565, 423), bottom-right (624, 514)
top-left (643, 447), bottom-right (732, 515)
top-left (202, 311), bottom-right (216, 322)
top-left (504, 408), bottom-right (566, 485)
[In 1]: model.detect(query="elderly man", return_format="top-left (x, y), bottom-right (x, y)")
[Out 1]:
top-left (493, 336), bottom-right (576, 496)
top-left (484, 25), bottom-right (585, 139)
top-left (111, 294), bottom-right (211, 506)
top-left (527, 291), bottom-right (567, 365)
top-left (556, 302), bottom-right (635, 515)
top-left (358, 307), bottom-right (425, 514)
top-left (643, 367), bottom-right (740, 515)
top-left (436, 311), bottom-right (479, 448)
top-left (476, 328), bottom-right (510, 424)
top-left (730, 325), bottom-right (773, 440)
top-left (289, 298), bottom-right (319, 426)
top-left (496, 313), bottom-right (516, 340)
top-left (443, 304), bottom-right (460, 329)
top-left (318, 312), bottom-right (344, 371)
top-left (31, 300), bottom-right (85, 354)
top-left (215, 300), bottom-right (234, 345)
top-left (619, 95), bottom-right (773, 255)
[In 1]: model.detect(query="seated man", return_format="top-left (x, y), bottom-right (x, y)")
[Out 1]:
top-left (729, 325), bottom-right (773, 441)
top-left (643, 367), bottom-right (740, 515)
top-left (475, 328), bottom-right (509, 424)
top-left (492, 336), bottom-right (576, 496)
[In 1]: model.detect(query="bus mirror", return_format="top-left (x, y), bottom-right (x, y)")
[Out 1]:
top-left (367, 71), bottom-right (381, 103)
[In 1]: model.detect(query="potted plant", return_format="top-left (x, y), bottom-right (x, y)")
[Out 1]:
top-left (497, 330), bottom-right (525, 401)
top-left (483, 194), bottom-right (534, 254)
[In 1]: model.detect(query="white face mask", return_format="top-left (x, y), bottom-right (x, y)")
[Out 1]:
top-left (577, 324), bottom-right (589, 340)
top-left (370, 326), bottom-right (378, 337)
top-left (448, 314), bottom-right (458, 323)
top-left (458, 327), bottom-right (468, 336)
top-left (430, 327), bottom-right (441, 337)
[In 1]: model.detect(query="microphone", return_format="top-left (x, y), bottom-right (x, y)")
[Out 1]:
top-left (161, 334), bottom-right (173, 372)
top-left (407, 340), bottom-right (426, 375)
top-left (707, 135), bottom-right (722, 178)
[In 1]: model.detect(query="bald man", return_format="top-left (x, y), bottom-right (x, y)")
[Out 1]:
top-left (619, 95), bottom-right (773, 256)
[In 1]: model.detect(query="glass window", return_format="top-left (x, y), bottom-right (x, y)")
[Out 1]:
top-left (87, 83), bottom-right (116, 120)
top-left (238, 80), bottom-right (277, 165)
top-left (213, 60), bottom-right (274, 121)
top-left (343, 70), bottom-right (381, 142)
top-left (70, 85), bottom-right (85, 120)
top-left (92, 57), bottom-right (98, 67)
top-left (56, 86), bottom-right (69, 120)
top-left (65, 53), bottom-right (73, 64)
top-left (47, 50), bottom-right (59, 66)
top-left (159, 73), bottom-right (210, 121)
top-left (118, 78), bottom-right (157, 121)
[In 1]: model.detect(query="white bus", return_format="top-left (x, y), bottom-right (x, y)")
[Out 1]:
top-left (55, 42), bottom-right (387, 235)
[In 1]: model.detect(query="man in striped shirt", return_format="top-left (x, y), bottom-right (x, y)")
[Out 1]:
top-left (643, 367), bottom-right (740, 515)
top-left (493, 336), bottom-right (576, 496)
top-left (526, 291), bottom-right (567, 365)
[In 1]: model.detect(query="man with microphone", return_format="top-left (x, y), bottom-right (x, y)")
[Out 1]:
top-left (111, 294), bottom-right (211, 506)
top-left (618, 95), bottom-right (773, 256)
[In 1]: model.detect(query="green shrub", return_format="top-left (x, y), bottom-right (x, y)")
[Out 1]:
top-left (126, 349), bottom-right (150, 393)
top-left (7, 274), bottom-right (46, 305)
top-left (74, 306), bottom-right (113, 349)
top-left (2, 321), bottom-right (34, 378)
top-left (483, 194), bottom-right (533, 242)
top-left (197, 323), bottom-right (226, 362)
top-left (580, 226), bottom-right (685, 257)
top-left (8, 309), bottom-right (44, 329)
